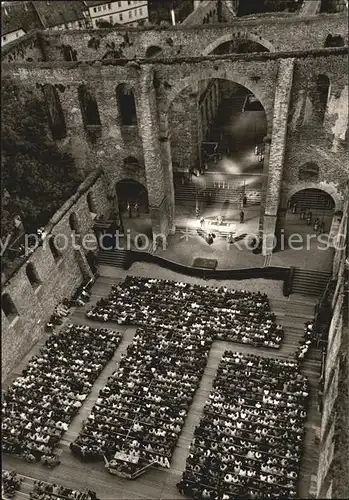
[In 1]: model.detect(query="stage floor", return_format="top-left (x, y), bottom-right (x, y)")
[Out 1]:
top-left (120, 204), bottom-right (333, 272)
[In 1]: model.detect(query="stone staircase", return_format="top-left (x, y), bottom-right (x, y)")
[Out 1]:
top-left (291, 268), bottom-right (332, 296)
top-left (97, 249), bottom-right (129, 268)
top-left (174, 184), bottom-right (203, 206)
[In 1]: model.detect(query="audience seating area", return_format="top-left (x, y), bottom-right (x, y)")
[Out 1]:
top-left (30, 480), bottom-right (98, 500)
top-left (87, 277), bottom-right (283, 349)
top-left (2, 324), bottom-right (122, 461)
top-left (177, 351), bottom-right (309, 500)
top-left (2, 275), bottom-right (313, 496)
top-left (71, 326), bottom-right (212, 471)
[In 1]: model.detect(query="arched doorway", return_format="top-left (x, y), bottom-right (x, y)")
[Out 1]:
top-left (284, 188), bottom-right (336, 257)
top-left (115, 179), bottom-right (148, 213)
top-left (289, 188), bottom-right (335, 213)
top-left (202, 33), bottom-right (274, 56)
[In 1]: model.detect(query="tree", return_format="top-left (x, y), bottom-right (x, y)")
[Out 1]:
top-left (1, 78), bottom-right (82, 237)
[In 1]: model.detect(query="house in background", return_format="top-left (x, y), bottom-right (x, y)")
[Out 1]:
top-left (85, 1), bottom-right (148, 28)
top-left (32, 1), bottom-right (91, 31)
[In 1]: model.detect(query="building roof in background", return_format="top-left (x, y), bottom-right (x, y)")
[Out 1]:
top-left (84, 1), bottom-right (110, 7)
top-left (32, 1), bottom-right (87, 28)
top-left (1, 1), bottom-right (41, 35)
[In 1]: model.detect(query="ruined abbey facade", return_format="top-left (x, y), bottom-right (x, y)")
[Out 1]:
top-left (2, 13), bottom-right (348, 249)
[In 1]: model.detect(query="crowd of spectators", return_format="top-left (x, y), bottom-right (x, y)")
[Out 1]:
top-left (2, 324), bottom-right (122, 462)
top-left (2, 470), bottom-right (22, 498)
top-left (87, 277), bottom-right (283, 349)
top-left (71, 326), bottom-right (212, 470)
top-left (295, 320), bottom-right (317, 361)
top-left (30, 480), bottom-right (98, 500)
top-left (177, 351), bottom-right (309, 499)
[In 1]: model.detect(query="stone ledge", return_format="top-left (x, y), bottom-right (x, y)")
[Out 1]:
top-left (2, 47), bottom-right (347, 69)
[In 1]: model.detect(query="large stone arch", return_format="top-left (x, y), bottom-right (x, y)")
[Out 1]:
top-left (202, 32), bottom-right (275, 56)
top-left (161, 70), bottom-right (271, 135)
top-left (286, 182), bottom-right (342, 211)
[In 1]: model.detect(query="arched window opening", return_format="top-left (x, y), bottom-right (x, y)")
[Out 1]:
top-left (69, 212), bottom-right (80, 234)
top-left (324, 34), bottom-right (345, 47)
top-left (211, 39), bottom-right (269, 55)
top-left (145, 45), bottom-right (163, 58)
top-left (63, 44), bottom-right (77, 61)
top-left (42, 84), bottom-right (67, 140)
top-left (298, 162), bottom-right (320, 182)
top-left (2, 293), bottom-right (19, 323)
top-left (87, 191), bottom-right (97, 215)
top-left (123, 156), bottom-right (140, 169)
top-left (49, 235), bottom-right (62, 262)
top-left (116, 84), bottom-right (137, 126)
top-left (315, 74), bottom-right (330, 123)
top-left (78, 85), bottom-right (101, 142)
top-left (25, 262), bottom-right (41, 289)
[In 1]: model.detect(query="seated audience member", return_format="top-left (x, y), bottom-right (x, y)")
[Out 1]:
top-left (71, 326), bottom-right (212, 468)
top-left (295, 320), bottom-right (316, 361)
top-left (87, 277), bottom-right (284, 349)
top-left (2, 325), bottom-right (122, 462)
top-left (2, 470), bottom-right (22, 498)
top-left (30, 479), bottom-right (99, 500)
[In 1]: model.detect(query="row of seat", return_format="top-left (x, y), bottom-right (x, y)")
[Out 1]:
top-left (2, 325), bottom-right (122, 461)
top-left (71, 326), bottom-right (212, 468)
top-left (86, 276), bottom-right (283, 349)
top-left (30, 479), bottom-right (98, 500)
top-left (2, 470), bottom-right (22, 498)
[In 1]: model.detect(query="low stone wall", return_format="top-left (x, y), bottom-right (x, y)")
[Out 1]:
top-left (1, 170), bottom-right (111, 380)
top-left (1, 14), bottom-right (346, 63)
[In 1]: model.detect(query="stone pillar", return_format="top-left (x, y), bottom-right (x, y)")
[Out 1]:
top-left (136, 66), bottom-right (173, 243)
top-left (159, 116), bottom-right (175, 233)
top-left (262, 59), bottom-right (295, 255)
top-left (168, 83), bottom-right (201, 171)
top-left (188, 88), bottom-right (201, 169)
top-left (59, 84), bottom-right (90, 174)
